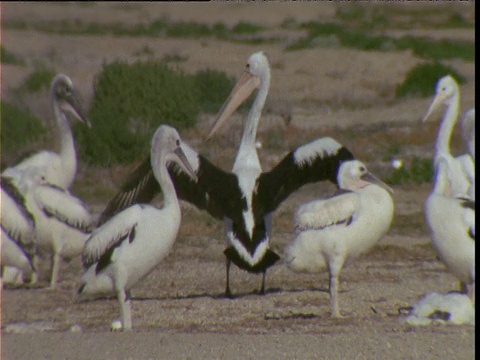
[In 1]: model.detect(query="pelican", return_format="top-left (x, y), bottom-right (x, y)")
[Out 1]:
top-left (422, 75), bottom-right (474, 199)
top-left (1, 176), bottom-right (36, 285)
top-left (21, 170), bottom-right (94, 288)
top-left (98, 52), bottom-right (354, 297)
top-left (461, 109), bottom-right (475, 161)
top-left (424, 158), bottom-right (475, 301)
top-left (78, 125), bottom-right (197, 331)
top-left (461, 109), bottom-right (475, 200)
top-left (3, 74), bottom-right (91, 190)
top-left (285, 160), bottom-right (394, 317)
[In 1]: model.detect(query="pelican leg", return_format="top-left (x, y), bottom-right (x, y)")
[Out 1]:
top-left (225, 258), bottom-right (233, 298)
top-left (117, 289), bottom-right (132, 331)
top-left (328, 258), bottom-right (345, 318)
top-left (259, 270), bottom-right (267, 295)
top-left (48, 252), bottom-right (62, 289)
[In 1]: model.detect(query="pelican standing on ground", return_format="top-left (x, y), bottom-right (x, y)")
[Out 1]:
top-left (1, 176), bottom-right (36, 285)
top-left (98, 52), bottom-right (355, 297)
top-left (424, 158), bottom-right (475, 301)
top-left (3, 74), bottom-right (91, 189)
top-left (285, 160), bottom-right (394, 317)
top-left (422, 75), bottom-right (474, 198)
top-left (78, 125), bottom-right (197, 331)
top-left (21, 170), bottom-right (94, 288)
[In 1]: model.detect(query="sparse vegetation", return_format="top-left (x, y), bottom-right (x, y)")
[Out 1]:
top-left (20, 68), bottom-right (56, 93)
top-left (1, 46), bottom-right (24, 65)
top-left (395, 62), bottom-right (466, 99)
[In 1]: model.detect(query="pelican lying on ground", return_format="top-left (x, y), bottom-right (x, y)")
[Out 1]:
top-left (98, 52), bottom-right (354, 297)
top-left (422, 75), bottom-right (474, 199)
top-left (424, 158), bottom-right (475, 301)
top-left (21, 170), bottom-right (94, 288)
top-left (78, 125), bottom-right (197, 331)
top-left (285, 160), bottom-right (394, 317)
top-left (1, 176), bottom-right (36, 285)
top-left (3, 74), bottom-right (91, 190)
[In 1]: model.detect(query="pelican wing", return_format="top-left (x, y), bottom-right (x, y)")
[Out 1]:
top-left (294, 190), bottom-right (359, 233)
top-left (458, 197), bottom-right (475, 240)
top-left (98, 142), bottom-right (235, 225)
top-left (34, 184), bottom-right (93, 233)
top-left (82, 205), bottom-right (141, 269)
top-left (256, 137), bottom-right (354, 214)
top-left (1, 177), bottom-right (35, 247)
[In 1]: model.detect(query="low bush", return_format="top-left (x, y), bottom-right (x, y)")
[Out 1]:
top-left (395, 62), bottom-right (466, 99)
top-left (1, 102), bottom-right (46, 167)
top-left (74, 60), bottom-right (237, 166)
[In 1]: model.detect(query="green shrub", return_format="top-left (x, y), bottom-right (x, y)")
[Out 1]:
top-left (192, 69), bottom-right (236, 113)
top-left (22, 68), bottom-right (55, 93)
top-left (395, 62), bottom-right (466, 99)
top-left (385, 156), bottom-right (434, 185)
top-left (1, 46), bottom-right (24, 65)
top-left (74, 60), bottom-right (200, 166)
top-left (1, 102), bottom-right (46, 165)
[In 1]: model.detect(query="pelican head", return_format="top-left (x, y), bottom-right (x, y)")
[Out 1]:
top-left (207, 51), bottom-right (270, 140)
top-left (152, 126), bottom-right (198, 182)
top-left (422, 75), bottom-right (459, 123)
top-left (338, 160), bottom-right (393, 194)
top-left (52, 74), bottom-right (91, 128)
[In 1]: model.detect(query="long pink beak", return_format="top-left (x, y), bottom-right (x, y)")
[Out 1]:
top-left (206, 71), bottom-right (260, 140)
top-left (422, 93), bottom-right (447, 123)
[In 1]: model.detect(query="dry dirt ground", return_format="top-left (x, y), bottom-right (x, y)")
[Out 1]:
top-left (0, 2), bottom-right (475, 359)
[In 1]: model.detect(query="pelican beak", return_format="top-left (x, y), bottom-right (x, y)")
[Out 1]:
top-left (422, 93), bottom-right (447, 123)
top-left (173, 147), bottom-right (198, 183)
top-left (206, 70), bottom-right (260, 140)
top-left (62, 90), bottom-right (92, 128)
top-left (361, 172), bottom-right (394, 194)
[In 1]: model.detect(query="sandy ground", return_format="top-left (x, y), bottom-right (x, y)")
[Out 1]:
top-left (0, 2), bottom-right (475, 359)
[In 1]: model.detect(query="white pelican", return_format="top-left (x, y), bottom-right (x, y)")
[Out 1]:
top-left (424, 158), bottom-right (475, 301)
top-left (422, 75), bottom-right (474, 199)
top-left (78, 125), bottom-right (197, 331)
top-left (3, 74), bottom-right (91, 190)
top-left (461, 108), bottom-right (475, 200)
top-left (285, 160), bottom-right (394, 317)
top-left (1, 176), bottom-right (36, 285)
top-left (21, 170), bottom-right (94, 288)
top-left (461, 108), bottom-right (475, 162)
top-left (98, 52), bottom-right (355, 297)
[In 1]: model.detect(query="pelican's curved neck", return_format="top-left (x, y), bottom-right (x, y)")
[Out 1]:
top-left (235, 71), bottom-right (270, 170)
top-left (151, 155), bottom-right (178, 209)
top-left (435, 92), bottom-right (459, 164)
top-left (53, 97), bottom-right (77, 187)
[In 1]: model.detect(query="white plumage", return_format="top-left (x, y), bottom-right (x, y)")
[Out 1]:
top-left (78, 125), bottom-right (197, 331)
top-left (285, 160), bottom-right (394, 317)
top-left (422, 75), bottom-right (474, 199)
top-left (405, 292), bottom-right (474, 326)
top-left (3, 74), bottom-right (90, 190)
top-left (1, 176), bottom-right (36, 285)
top-left (424, 158), bottom-right (475, 301)
top-left (21, 171), bottom-right (94, 288)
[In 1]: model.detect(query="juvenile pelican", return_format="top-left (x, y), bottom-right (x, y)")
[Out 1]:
top-left (98, 52), bottom-right (354, 298)
top-left (422, 75), bottom-right (474, 198)
top-left (285, 160), bottom-right (394, 317)
top-left (3, 74), bottom-right (91, 190)
top-left (78, 125), bottom-right (197, 331)
top-left (22, 170), bottom-right (94, 288)
top-left (424, 158), bottom-right (475, 301)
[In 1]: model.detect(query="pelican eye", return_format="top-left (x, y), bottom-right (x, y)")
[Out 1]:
top-left (359, 166), bottom-right (366, 173)
top-left (245, 63), bottom-right (250, 70)
top-left (176, 139), bottom-right (180, 147)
